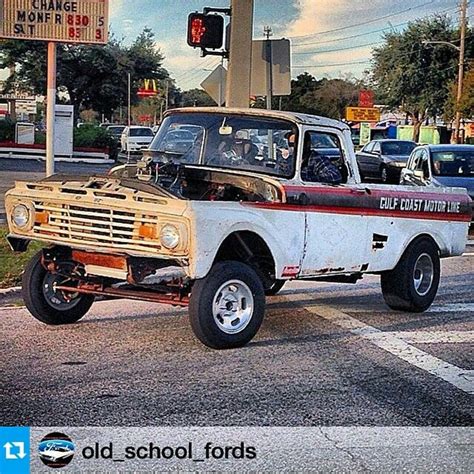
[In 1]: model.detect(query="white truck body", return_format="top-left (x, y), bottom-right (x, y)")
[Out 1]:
top-left (4, 108), bottom-right (472, 348)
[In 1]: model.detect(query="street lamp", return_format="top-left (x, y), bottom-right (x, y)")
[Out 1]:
top-left (421, 40), bottom-right (460, 51)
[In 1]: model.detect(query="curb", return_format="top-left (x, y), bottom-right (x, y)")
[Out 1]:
top-left (0, 286), bottom-right (21, 295)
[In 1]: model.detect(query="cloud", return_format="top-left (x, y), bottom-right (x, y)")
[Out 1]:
top-left (287, 0), bottom-right (349, 38)
top-left (109, 0), bottom-right (124, 17)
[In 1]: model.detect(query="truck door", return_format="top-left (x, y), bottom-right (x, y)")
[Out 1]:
top-left (296, 128), bottom-right (371, 277)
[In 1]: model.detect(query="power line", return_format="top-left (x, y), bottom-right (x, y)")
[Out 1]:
top-left (292, 60), bottom-right (371, 68)
top-left (289, 0), bottom-right (436, 40)
top-left (292, 4), bottom-right (461, 48)
top-left (292, 29), bottom-right (473, 57)
top-left (173, 55), bottom-right (219, 80)
top-left (293, 40), bottom-right (380, 56)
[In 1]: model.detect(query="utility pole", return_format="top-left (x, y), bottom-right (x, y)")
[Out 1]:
top-left (165, 79), bottom-right (169, 111)
top-left (454, 0), bottom-right (467, 143)
top-left (264, 25), bottom-right (273, 110)
top-left (225, 0), bottom-right (254, 107)
top-left (46, 42), bottom-right (56, 177)
top-left (127, 72), bottom-right (131, 163)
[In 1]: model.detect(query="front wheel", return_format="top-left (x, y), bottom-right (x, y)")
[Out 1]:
top-left (381, 238), bottom-right (440, 312)
top-left (189, 261), bottom-right (265, 349)
top-left (22, 251), bottom-right (94, 325)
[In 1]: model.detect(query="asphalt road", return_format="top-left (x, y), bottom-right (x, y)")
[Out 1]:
top-left (0, 251), bottom-right (472, 427)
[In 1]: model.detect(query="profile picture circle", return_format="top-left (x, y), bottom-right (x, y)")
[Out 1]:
top-left (38, 432), bottom-right (75, 468)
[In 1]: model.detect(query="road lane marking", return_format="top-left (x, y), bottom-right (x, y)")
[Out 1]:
top-left (382, 331), bottom-right (474, 344)
top-left (347, 303), bottom-right (474, 313)
top-left (300, 304), bottom-right (474, 395)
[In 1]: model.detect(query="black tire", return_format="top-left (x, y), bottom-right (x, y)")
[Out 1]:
top-left (22, 251), bottom-right (94, 325)
top-left (189, 261), bottom-right (265, 349)
top-left (381, 238), bottom-right (440, 312)
top-left (264, 279), bottom-right (286, 296)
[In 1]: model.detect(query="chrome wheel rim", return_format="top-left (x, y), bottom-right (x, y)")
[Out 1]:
top-left (381, 167), bottom-right (388, 182)
top-left (413, 253), bottom-right (434, 296)
top-left (212, 280), bottom-right (254, 334)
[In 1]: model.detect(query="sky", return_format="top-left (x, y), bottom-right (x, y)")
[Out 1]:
top-left (1, 0), bottom-right (460, 91)
top-left (109, 0), bottom-right (464, 91)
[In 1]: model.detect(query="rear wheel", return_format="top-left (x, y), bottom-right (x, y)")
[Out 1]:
top-left (189, 261), bottom-right (265, 349)
top-left (381, 238), bottom-right (440, 312)
top-left (22, 251), bottom-right (94, 325)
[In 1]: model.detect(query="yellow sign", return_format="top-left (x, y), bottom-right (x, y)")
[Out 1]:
top-left (0, 0), bottom-right (109, 44)
top-left (345, 107), bottom-right (380, 122)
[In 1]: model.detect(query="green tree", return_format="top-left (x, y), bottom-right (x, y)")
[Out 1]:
top-left (180, 88), bottom-right (216, 107)
top-left (444, 67), bottom-right (474, 122)
top-left (371, 15), bottom-right (473, 141)
top-left (0, 28), bottom-right (171, 122)
top-left (278, 72), bottom-right (321, 113)
top-left (300, 77), bottom-right (361, 120)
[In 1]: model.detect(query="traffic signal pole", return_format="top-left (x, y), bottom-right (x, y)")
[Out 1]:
top-left (225, 0), bottom-right (254, 108)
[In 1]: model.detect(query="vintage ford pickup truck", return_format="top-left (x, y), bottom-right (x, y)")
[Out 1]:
top-left (5, 108), bottom-right (472, 349)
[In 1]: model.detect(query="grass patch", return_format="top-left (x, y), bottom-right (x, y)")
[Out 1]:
top-left (0, 226), bottom-right (43, 288)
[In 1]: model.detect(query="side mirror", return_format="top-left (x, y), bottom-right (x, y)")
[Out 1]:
top-left (413, 169), bottom-right (424, 180)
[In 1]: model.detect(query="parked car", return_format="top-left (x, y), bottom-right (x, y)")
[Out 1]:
top-left (106, 125), bottom-right (126, 141)
top-left (5, 108), bottom-right (471, 349)
top-left (120, 126), bottom-right (154, 153)
top-left (356, 139), bottom-right (417, 183)
top-left (400, 144), bottom-right (474, 221)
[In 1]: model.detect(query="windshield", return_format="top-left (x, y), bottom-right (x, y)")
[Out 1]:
top-left (149, 112), bottom-right (298, 178)
top-left (432, 150), bottom-right (474, 177)
top-left (381, 141), bottom-right (416, 155)
top-left (108, 126), bottom-right (125, 134)
top-left (130, 128), bottom-right (153, 137)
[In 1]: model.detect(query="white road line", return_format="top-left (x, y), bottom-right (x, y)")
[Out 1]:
top-left (301, 304), bottom-right (474, 395)
top-left (347, 303), bottom-right (474, 314)
top-left (382, 331), bottom-right (474, 344)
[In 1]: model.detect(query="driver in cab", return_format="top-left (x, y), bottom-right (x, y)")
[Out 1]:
top-left (213, 130), bottom-right (259, 166)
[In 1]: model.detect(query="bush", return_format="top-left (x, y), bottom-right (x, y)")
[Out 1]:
top-left (73, 124), bottom-right (118, 160)
top-left (0, 118), bottom-right (15, 142)
top-left (35, 131), bottom-right (46, 145)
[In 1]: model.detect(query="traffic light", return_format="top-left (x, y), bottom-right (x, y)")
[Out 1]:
top-left (187, 13), bottom-right (224, 49)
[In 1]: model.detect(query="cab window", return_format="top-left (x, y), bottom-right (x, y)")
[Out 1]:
top-left (300, 131), bottom-right (346, 184)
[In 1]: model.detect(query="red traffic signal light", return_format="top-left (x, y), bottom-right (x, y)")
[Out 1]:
top-left (187, 13), bottom-right (224, 49)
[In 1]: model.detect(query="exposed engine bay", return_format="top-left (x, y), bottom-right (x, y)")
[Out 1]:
top-left (109, 158), bottom-right (283, 203)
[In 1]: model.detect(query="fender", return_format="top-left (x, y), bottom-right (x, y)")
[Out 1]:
top-left (185, 202), bottom-right (305, 279)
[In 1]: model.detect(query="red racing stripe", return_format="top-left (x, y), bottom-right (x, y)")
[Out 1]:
top-left (243, 202), bottom-right (472, 222)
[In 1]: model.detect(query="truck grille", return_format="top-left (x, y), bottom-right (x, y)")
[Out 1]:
top-left (32, 202), bottom-right (162, 254)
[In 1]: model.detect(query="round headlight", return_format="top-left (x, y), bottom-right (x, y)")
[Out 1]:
top-left (160, 224), bottom-right (180, 249)
top-left (12, 204), bottom-right (30, 228)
